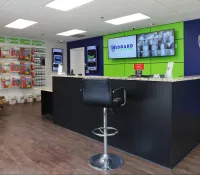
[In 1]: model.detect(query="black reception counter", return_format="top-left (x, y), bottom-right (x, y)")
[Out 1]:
top-left (49, 76), bottom-right (200, 168)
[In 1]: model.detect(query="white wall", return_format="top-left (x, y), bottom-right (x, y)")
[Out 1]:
top-left (45, 40), bottom-right (67, 90)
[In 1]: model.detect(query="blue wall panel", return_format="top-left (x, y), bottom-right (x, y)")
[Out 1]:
top-left (185, 19), bottom-right (200, 76)
top-left (67, 36), bottom-right (103, 76)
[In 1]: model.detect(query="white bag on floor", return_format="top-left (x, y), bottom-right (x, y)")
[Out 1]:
top-left (9, 96), bottom-right (17, 105)
top-left (35, 94), bottom-right (41, 102)
top-left (18, 95), bottom-right (25, 104)
top-left (27, 94), bottom-right (33, 103)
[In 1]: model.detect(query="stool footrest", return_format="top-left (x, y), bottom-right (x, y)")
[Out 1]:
top-left (92, 127), bottom-right (118, 137)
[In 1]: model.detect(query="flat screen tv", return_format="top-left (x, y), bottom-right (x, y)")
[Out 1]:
top-left (137, 29), bottom-right (175, 57)
top-left (108, 35), bottom-right (137, 59)
top-left (52, 48), bottom-right (63, 71)
top-left (87, 46), bottom-right (97, 71)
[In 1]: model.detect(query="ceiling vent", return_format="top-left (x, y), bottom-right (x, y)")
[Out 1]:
top-left (71, 34), bottom-right (86, 38)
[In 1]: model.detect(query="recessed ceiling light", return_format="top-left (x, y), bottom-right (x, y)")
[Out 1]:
top-left (105, 13), bottom-right (150, 25)
top-left (45, 0), bottom-right (94, 11)
top-left (5, 19), bottom-right (38, 29)
top-left (57, 29), bottom-right (86, 36)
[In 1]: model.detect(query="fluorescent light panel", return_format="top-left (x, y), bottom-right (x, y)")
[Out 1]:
top-left (45, 0), bottom-right (94, 11)
top-left (105, 13), bottom-right (150, 25)
top-left (5, 19), bottom-right (37, 29)
top-left (57, 29), bottom-right (86, 36)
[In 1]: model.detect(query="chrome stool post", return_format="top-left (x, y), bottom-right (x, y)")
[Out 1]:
top-left (88, 108), bottom-right (124, 171)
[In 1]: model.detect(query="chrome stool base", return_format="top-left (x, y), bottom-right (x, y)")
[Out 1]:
top-left (89, 153), bottom-right (123, 171)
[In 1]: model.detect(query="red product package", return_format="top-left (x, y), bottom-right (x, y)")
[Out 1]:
top-left (20, 48), bottom-right (25, 59)
top-left (2, 63), bottom-right (10, 73)
top-left (10, 47), bottom-right (20, 58)
top-left (11, 78), bottom-right (15, 87)
top-left (25, 49), bottom-right (31, 60)
top-left (20, 76), bottom-right (32, 88)
top-left (31, 48), bottom-right (34, 55)
top-left (20, 62), bottom-right (25, 74)
top-left (20, 76), bottom-right (26, 88)
top-left (20, 62), bottom-right (31, 75)
top-left (11, 76), bottom-right (20, 87)
top-left (26, 77), bottom-right (32, 88)
top-left (1, 47), bottom-right (10, 58)
top-left (10, 62), bottom-right (20, 72)
top-left (31, 63), bottom-right (35, 70)
top-left (32, 79), bottom-right (35, 87)
top-left (20, 48), bottom-right (31, 60)
top-left (31, 71), bottom-right (35, 78)
top-left (31, 56), bottom-right (35, 63)
top-left (2, 77), bottom-right (11, 88)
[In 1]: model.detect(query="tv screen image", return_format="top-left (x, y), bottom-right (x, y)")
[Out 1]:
top-left (108, 36), bottom-right (137, 59)
top-left (137, 30), bottom-right (175, 57)
top-left (87, 46), bottom-right (97, 71)
top-left (52, 48), bottom-right (63, 71)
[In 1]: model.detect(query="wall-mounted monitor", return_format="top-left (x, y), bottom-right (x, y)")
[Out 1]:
top-left (137, 29), bottom-right (175, 57)
top-left (108, 36), bottom-right (137, 59)
top-left (87, 46), bottom-right (97, 71)
top-left (52, 48), bottom-right (63, 71)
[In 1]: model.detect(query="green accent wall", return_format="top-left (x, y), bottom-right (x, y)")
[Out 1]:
top-left (103, 22), bottom-right (184, 77)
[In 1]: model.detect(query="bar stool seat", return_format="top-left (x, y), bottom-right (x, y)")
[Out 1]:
top-left (82, 78), bottom-right (126, 171)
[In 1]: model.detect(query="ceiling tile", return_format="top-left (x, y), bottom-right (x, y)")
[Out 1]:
top-left (180, 8), bottom-right (200, 20)
top-left (0, 0), bottom-right (51, 16)
top-left (156, 0), bottom-right (200, 13)
top-left (156, 0), bottom-right (194, 7)
top-left (119, 0), bottom-right (164, 10)
top-left (170, 0), bottom-right (200, 14)
top-left (0, 0), bottom-right (8, 7)
top-left (25, 6), bottom-right (64, 20)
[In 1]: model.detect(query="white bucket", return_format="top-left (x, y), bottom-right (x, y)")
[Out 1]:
top-left (9, 96), bottom-right (17, 105)
top-left (35, 94), bottom-right (41, 102)
top-left (27, 94), bottom-right (33, 103)
top-left (18, 95), bottom-right (25, 104)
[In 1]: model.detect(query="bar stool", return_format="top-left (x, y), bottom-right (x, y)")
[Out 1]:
top-left (82, 78), bottom-right (126, 171)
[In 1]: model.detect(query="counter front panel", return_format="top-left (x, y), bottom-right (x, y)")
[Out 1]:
top-left (52, 76), bottom-right (200, 168)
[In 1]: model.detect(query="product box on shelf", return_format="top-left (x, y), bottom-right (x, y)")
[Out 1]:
top-left (0, 47), bottom-right (10, 58)
top-left (20, 48), bottom-right (31, 60)
top-left (2, 62), bottom-right (10, 73)
top-left (20, 76), bottom-right (32, 88)
top-left (1, 77), bottom-right (11, 88)
top-left (32, 78), bottom-right (35, 86)
top-left (10, 62), bottom-right (20, 72)
top-left (20, 62), bottom-right (31, 75)
top-left (31, 48), bottom-right (34, 55)
top-left (31, 63), bottom-right (35, 70)
top-left (10, 47), bottom-right (20, 58)
top-left (31, 56), bottom-right (35, 63)
top-left (31, 48), bottom-right (34, 62)
top-left (11, 76), bottom-right (20, 87)
top-left (31, 71), bottom-right (35, 78)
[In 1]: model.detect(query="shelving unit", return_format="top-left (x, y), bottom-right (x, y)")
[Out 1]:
top-left (34, 48), bottom-right (46, 87)
top-left (0, 38), bottom-right (46, 102)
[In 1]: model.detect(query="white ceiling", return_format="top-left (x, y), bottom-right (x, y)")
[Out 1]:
top-left (0, 0), bottom-right (199, 42)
